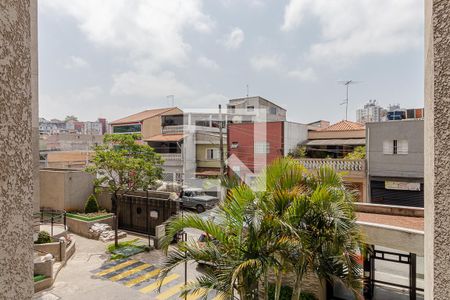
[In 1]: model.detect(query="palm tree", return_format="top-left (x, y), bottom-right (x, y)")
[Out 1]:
top-left (159, 158), bottom-right (363, 300)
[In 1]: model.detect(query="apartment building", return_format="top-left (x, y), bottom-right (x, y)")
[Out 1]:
top-left (356, 100), bottom-right (386, 123)
top-left (366, 119), bottom-right (424, 207)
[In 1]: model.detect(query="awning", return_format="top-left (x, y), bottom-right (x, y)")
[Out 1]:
top-left (305, 138), bottom-right (365, 146)
top-left (145, 134), bottom-right (184, 142)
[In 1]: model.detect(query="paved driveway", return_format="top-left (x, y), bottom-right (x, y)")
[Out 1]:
top-left (33, 232), bottom-right (218, 300)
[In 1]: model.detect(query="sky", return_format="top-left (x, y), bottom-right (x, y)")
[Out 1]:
top-left (38, 0), bottom-right (424, 124)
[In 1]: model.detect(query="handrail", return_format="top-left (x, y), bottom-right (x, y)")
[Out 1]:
top-left (297, 158), bottom-right (366, 172)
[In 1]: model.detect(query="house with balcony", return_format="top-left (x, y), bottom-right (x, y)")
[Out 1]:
top-left (296, 120), bottom-right (367, 201)
top-left (110, 107), bottom-right (184, 181)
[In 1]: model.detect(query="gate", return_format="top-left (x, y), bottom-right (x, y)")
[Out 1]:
top-left (117, 193), bottom-right (179, 236)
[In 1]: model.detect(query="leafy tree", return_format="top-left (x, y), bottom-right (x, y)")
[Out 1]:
top-left (159, 158), bottom-right (363, 300)
top-left (345, 146), bottom-right (366, 159)
top-left (64, 115), bottom-right (78, 122)
top-left (84, 194), bottom-right (100, 214)
top-left (85, 134), bottom-right (163, 243)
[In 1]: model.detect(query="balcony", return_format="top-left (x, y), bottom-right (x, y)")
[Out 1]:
top-left (162, 125), bottom-right (220, 134)
top-left (159, 153), bottom-right (182, 161)
top-left (297, 158), bottom-right (366, 177)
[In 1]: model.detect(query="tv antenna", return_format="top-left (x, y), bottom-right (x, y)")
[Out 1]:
top-left (166, 95), bottom-right (175, 107)
top-left (338, 80), bottom-right (360, 120)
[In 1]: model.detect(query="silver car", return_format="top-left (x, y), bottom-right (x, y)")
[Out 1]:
top-left (181, 188), bottom-right (219, 213)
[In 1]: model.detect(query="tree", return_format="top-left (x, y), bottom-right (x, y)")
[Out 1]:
top-left (159, 158), bottom-right (363, 299)
top-left (345, 146), bottom-right (366, 159)
top-left (84, 194), bottom-right (100, 214)
top-left (288, 145), bottom-right (308, 158)
top-left (64, 115), bottom-right (78, 122)
top-left (85, 133), bottom-right (163, 244)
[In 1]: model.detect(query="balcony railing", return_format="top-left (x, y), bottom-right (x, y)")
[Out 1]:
top-left (297, 158), bottom-right (366, 172)
top-left (162, 125), bottom-right (220, 134)
top-left (159, 153), bottom-right (183, 161)
top-left (162, 125), bottom-right (185, 134)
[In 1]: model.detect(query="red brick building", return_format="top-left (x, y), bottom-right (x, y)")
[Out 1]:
top-left (227, 121), bottom-right (308, 179)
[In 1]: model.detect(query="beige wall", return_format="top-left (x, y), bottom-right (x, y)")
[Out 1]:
top-left (424, 0), bottom-right (450, 298)
top-left (308, 129), bottom-right (365, 140)
top-left (0, 1), bottom-right (35, 298)
top-left (40, 169), bottom-right (95, 211)
top-left (141, 107), bottom-right (183, 139)
top-left (196, 144), bottom-right (227, 168)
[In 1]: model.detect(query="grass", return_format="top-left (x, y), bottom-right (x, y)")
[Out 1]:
top-left (33, 274), bottom-right (47, 282)
top-left (66, 212), bottom-right (113, 222)
top-left (106, 238), bottom-right (149, 260)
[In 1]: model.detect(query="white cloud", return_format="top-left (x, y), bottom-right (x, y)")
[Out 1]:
top-left (64, 56), bottom-right (89, 69)
top-left (221, 27), bottom-right (245, 50)
top-left (287, 68), bottom-right (317, 81)
top-left (250, 54), bottom-right (281, 71)
top-left (281, 0), bottom-right (423, 63)
top-left (111, 71), bottom-right (195, 99)
top-left (197, 56), bottom-right (220, 70)
top-left (41, 0), bottom-right (214, 69)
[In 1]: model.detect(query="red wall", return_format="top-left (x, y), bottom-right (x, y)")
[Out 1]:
top-left (227, 122), bottom-right (284, 175)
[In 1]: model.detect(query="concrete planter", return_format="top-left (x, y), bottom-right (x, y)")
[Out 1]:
top-left (66, 214), bottom-right (114, 239)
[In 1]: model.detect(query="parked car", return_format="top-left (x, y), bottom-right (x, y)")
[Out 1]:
top-left (180, 188), bottom-right (219, 213)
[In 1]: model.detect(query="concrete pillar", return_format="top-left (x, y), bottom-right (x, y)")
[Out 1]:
top-left (424, 0), bottom-right (450, 299)
top-left (0, 0), bottom-right (36, 298)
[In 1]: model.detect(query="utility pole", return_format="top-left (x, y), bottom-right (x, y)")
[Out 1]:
top-left (218, 104), bottom-right (225, 175)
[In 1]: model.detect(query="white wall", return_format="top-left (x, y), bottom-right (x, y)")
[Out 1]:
top-left (283, 122), bottom-right (308, 156)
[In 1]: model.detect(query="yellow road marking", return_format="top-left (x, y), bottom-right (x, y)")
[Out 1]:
top-left (139, 273), bottom-right (180, 294)
top-left (96, 260), bottom-right (138, 277)
top-left (124, 268), bottom-right (160, 287)
top-left (109, 263), bottom-right (152, 282)
top-left (186, 290), bottom-right (207, 300)
top-left (155, 283), bottom-right (184, 300)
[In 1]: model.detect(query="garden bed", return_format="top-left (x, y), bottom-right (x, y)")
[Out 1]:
top-left (66, 212), bottom-right (113, 222)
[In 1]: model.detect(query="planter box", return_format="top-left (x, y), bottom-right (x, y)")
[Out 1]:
top-left (66, 214), bottom-right (114, 239)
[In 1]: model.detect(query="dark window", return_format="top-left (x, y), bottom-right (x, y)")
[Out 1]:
top-left (247, 106), bottom-right (254, 112)
top-left (270, 107), bottom-right (277, 114)
top-left (228, 105), bottom-right (235, 113)
top-left (162, 115), bottom-right (183, 126)
top-left (195, 120), bottom-right (210, 127)
top-left (113, 124), bottom-right (141, 133)
top-left (393, 140), bottom-right (398, 154)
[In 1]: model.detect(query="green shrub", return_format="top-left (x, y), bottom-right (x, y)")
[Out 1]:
top-left (267, 284), bottom-right (317, 300)
top-left (35, 231), bottom-right (52, 244)
top-left (84, 194), bottom-right (100, 214)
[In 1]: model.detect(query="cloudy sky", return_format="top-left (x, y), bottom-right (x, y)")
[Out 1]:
top-left (38, 0), bottom-right (424, 124)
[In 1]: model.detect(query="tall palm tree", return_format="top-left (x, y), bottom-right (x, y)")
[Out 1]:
top-left (159, 158), bottom-right (363, 300)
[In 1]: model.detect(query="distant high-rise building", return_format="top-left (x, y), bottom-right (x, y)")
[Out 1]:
top-left (386, 104), bottom-right (424, 121)
top-left (98, 118), bottom-right (107, 135)
top-left (356, 100), bottom-right (386, 123)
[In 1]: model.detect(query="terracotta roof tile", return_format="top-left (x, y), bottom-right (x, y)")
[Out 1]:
top-left (110, 107), bottom-right (179, 125)
top-left (320, 120), bottom-right (364, 132)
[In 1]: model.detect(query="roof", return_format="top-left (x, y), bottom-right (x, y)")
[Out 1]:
top-left (110, 107), bottom-right (178, 125)
top-left (145, 134), bottom-right (184, 142)
top-left (320, 120), bottom-right (364, 132)
top-left (305, 138), bottom-right (365, 146)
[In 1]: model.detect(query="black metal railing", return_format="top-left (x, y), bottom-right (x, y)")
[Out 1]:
top-left (34, 209), bottom-right (67, 237)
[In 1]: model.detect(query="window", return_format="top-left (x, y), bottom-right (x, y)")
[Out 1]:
top-left (247, 105), bottom-right (254, 112)
top-left (231, 142), bottom-right (239, 149)
top-left (206, 148), bottom-right (220, 160)
top-left (255, 142), bottom-right (270, 154)
top-left (112, 124), bottom-right (141, 133)
top-left (383, 140), bottom-right (408, 155)
top-left (269, 107), bottom-right (277, 115)
top-left (228, 105), bottom-right (235, 113)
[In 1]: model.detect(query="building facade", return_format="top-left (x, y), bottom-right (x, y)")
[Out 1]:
top-left (227, 121), bottom-right (308, 181)
top-left (367, 120), bottom-right (424, 207)
top-left (227, 96), bottom-right (287, 122)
